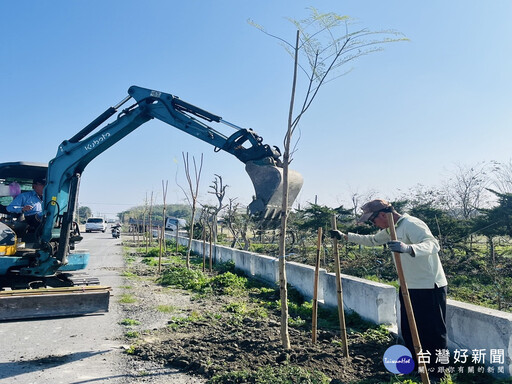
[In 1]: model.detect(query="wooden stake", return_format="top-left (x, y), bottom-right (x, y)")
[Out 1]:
top-left (209, 225), bottom-right (213, 272)
top-left (312, 227), bottom-right (322, 343)
top-left (202, 227), bottom-right (206, 272)
top-left (331, 215), bottom-right (349, 358)
top-left (158, 225), bottom-right (163, 273)
top-left (386, 213), bottom-right (430, 384)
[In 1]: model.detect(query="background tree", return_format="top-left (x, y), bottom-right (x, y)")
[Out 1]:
top-left (490, 159), bottom-right (512, 194)
top-left (408, 203), bottom-right (471, 255)
top-left (178, 152), bottom-right (203, 269)
top-left (444, 161), bottom-right (491, 219)
top-left (223, 198), bottom-right (251, 250)
top-left (252, 7), bottom-right (406, 348)
top-left (77, 206), bottom-right (92, 224)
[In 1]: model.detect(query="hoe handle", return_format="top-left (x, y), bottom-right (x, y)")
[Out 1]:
top-left (387, 213), bottom-right (430, 384)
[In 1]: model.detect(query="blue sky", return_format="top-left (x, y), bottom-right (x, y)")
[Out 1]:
top-left (1, 1), bottom-right (511, 218)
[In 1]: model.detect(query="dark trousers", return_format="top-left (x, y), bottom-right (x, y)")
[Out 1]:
top-left (399, 286), bottom-right (447, 371)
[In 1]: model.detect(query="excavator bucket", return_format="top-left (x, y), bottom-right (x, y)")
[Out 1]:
top-left (0, 286), bottom-right (111, 321)
top-left (246, 161), bottom-right (303, 226)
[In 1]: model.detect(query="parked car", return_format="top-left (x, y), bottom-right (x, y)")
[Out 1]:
top-left (85, 217), bottom-right (107, 233)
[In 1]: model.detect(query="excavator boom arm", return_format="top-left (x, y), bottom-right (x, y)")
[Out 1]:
top-left (30, 86), bottom-right (302, 277)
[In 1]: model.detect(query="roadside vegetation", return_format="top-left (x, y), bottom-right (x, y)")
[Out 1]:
top-left (118, 240), bottom-right (510, 384)
top-left (111, 159), bottom-right (512, 314)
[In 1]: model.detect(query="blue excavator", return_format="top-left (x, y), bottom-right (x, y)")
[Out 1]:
top-left (0, 86), bottom-right (303, 320)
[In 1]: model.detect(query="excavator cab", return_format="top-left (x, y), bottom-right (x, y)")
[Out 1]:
top-left (0, 162), bottom-right (110, 321)
top-left (0, 162), bottom-right (48, 249)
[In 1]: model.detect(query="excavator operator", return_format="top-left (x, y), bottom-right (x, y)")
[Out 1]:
top-left (6, 177), bottom-right (45, 230)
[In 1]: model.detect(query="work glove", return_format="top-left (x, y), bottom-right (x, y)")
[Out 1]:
top-left (329, 230), bottom-right (346, 240)
top-left (387, 241), bottom-right (414, 255)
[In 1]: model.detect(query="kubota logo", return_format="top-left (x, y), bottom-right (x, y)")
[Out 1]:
top-left (84, 132), bottom-right (111, 150)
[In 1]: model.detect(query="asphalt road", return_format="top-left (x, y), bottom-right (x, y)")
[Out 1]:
top-left (0, 230), bottom-right (203, 384)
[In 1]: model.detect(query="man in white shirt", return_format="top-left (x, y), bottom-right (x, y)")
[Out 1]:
top-left (331, 199), bottom-right (447, 375)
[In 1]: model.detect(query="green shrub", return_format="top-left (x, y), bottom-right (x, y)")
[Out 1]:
top-left (210, 272), bottom-right (248, 295)
top-left (158, 267), bottom-right (208, 291)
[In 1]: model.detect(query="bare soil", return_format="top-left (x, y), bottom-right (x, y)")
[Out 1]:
top-left (118, 248), bottom-right (402, 384)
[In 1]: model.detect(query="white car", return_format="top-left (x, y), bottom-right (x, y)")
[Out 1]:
top-left (85, 217), bottom-right (107, 233)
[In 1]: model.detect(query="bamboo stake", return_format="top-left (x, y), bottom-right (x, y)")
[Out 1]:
top-left (202, 226), bottom-right (206, 272)
top-left (312, 227), bottom-right (322, 343)
top-left (158, 225), bottom-right (163, 274)
top-left (331, 215), bottom-right (349, 358)
top-left (176, 223), bottom-right (179, 255)
top-left (386, 213), bottom-right (430, 384)
top-left (209, 224), bottom-right (213, 272)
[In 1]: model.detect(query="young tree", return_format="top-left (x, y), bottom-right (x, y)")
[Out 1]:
top-left (252, 7), bottom-right (407, 348)
top-left (178, 152), bottom-right (203, 269)
top-left (208, 174), bottom-right (228, 243)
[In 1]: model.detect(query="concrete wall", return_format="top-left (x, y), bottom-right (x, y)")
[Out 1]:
top-left (172, 234), bottom-right (512, 377)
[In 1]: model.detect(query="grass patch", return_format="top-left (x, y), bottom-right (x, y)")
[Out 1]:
top-left (125, 331), bottom-right (139, 338)
top-left (121, 271), bottom-right (138, 279)
top-left (207, 364), bottom-right (330, 384)
top-left (156, 304), bottom-right (178, 313)
top-left (120, 318), bottom-right (141, 326)
top-left (119, 294), bottom-right (137, 304)
top-left (167, 310), bottom-right (203, 330)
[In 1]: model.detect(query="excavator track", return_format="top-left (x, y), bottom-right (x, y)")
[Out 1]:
top-left (0, 285), bottom-right (111, 321)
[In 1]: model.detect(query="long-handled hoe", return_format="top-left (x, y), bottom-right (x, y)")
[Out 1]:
top-left (386, 213), bottom-right (430, 384)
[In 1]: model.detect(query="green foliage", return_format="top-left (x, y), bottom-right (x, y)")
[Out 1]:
top-left (249, 243), bottom-right (279, 255)
top-left (124, 345), bottom-right (136, 355)
top-left (294, 204), bottom-right (352, 234)
top-left (121, 271), bottom-right (137, 279)
top-left (120, 318), bottom-right (140, 326)
top-left (167, 311), bottom-right (203, 330)
top-left (124, 331), bottom-right (139, 338)
top-left (144, 248), bottom-right (160, 258)
top-left (474, 189), bottom-right (512, 237)
top-left (215, 260), bottom-right (236, 274)
top-left (208, 364), bottom-right (330, 384)
top-left (209, 272), bottom-right (248, 295)
top-left (77, 206), bottom-right (92, 224)
top-left (355, 325), bottom-right (392, 344)
top-left (409, 204), bottom-right (472, 246)
top-left (288, 316), bottom-right (306, 328)
top-left (156, 305), bottom-right (177, 313)
top-left (118, 294), bottom-right (137, 304)
top-left (118, 203), bottom-right (192, 226)
top-left (225, 301), bottom-right (247, 315)
top-left (157, 264), bottom-right (248, 297)
top-left (142, 257), bottom-right (160, 267)
top-left (158, 266), bottom-right (208, 291)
